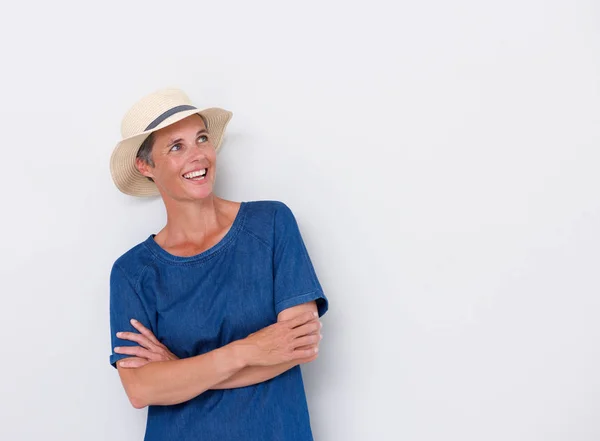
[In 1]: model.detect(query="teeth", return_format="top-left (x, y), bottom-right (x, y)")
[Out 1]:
top-left (183, 169), bottom-right (207, 179)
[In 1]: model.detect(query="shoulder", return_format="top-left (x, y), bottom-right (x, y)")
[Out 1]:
top-left (241, 200), bottom-right (298, 245)
top-left (111, 238), bottom-right (156, 286)
top-left (244, 199), bottom-right (293, 217)
top-left (243, 199), bottom-right (297, 224)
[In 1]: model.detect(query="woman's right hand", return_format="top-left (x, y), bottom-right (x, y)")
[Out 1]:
top-left (240, 311), bottom-right (322, 367)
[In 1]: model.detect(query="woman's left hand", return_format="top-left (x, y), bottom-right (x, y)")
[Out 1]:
top-left (114, 319), bottom-right (179, 368)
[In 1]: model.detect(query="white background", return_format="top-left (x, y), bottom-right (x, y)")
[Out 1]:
top-left (1, 1), bottom-right (599, 440)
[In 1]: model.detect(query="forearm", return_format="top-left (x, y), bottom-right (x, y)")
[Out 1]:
top-left (212, 303), bottom-right (321, 390)
top-left (210, 360), bottom-right (299, 390)
top-left (120, 342), bottom-right (247, 408)
top-left (211, 349), bottom-right (318, 390)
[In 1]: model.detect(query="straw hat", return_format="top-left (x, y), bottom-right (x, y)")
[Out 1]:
top-left (110, 88), bottom-right (233, 197)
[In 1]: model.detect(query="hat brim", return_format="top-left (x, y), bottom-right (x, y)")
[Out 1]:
top-left (110, 107), bottom-right (233, 197)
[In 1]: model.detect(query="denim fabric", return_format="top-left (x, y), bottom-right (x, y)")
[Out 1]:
top-left (109, 200), bottom-right (328, 441)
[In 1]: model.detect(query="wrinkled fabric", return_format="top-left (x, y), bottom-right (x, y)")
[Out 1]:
top-left (109, 200), bottom-right (328, 441)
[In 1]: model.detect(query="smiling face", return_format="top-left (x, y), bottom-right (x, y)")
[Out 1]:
top-left (135, 114), bottom-right (217, 201)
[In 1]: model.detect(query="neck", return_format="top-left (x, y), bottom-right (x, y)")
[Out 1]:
top-left (158, 195), bottom-right (231, 245)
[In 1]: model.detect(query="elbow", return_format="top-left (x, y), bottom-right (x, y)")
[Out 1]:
top-left (127, 386), bottom-right (150, 409)
top-left (120, 374), bottom-right (150, 409)
top-left (130, 396), bottom-right (148, 410)
top-left (125, 383), bottom-right (149, 409)
top-left (117, 360), bottom-right (178, 408)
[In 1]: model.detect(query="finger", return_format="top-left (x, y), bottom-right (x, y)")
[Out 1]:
top-left (296, 350), bottom-right (319, 364)
top-left (291, 320), bottom-right (321, 338)
top-left (118, 357), bottom-right (150, 369)
top-left (288, 311), bottom-right (318, 329)
top-left (114, 345), bottom-right (154, 359)
top-left (295, 343), bottom-right (315, 350)
top-left (292, 346), bottom-right (319, 360)
top-left (293, 333), bottom-right (322, 348)
top-left (116, 331), bottom-right (156, 350)
top-left (130, 319), bottom-right (161, 346)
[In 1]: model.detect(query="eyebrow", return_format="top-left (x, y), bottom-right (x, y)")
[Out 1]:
top-left (167, 129), bottom-right (208, 147)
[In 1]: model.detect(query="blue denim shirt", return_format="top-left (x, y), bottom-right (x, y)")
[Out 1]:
top-left (109, 200), bottom-right (329, 441)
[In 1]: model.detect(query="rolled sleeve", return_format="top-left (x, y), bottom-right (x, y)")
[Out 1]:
top-left (272, 202), bottom-right (329, 318)
top-left (109, 262), bottom-right (155, 368)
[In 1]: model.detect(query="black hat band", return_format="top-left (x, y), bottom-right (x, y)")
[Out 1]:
top-left (144, 105), bottom-right (197, 131)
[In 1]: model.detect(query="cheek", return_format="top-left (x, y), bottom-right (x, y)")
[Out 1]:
top-left (156, 158), bottom-right (185, 180)
top-left (207, 149), bottom-right (217, 166)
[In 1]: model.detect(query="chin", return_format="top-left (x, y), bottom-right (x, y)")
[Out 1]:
top-left (186, 184), bottom-right (214, 200)
top-left (159, 185), bottom-right (212, 202)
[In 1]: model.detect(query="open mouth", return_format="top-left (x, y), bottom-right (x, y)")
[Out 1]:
top-left (182, 168), bottom-right (208, 181)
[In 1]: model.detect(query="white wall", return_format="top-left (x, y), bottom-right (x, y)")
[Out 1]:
top-left (1, 0), bottom-right (599, 439)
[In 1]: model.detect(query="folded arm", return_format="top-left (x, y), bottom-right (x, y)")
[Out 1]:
top-left (210, 301), bottom-right (321, 389)
top-left (113, 310), bottom-right (320, 408)
top-left (117, 343), bottom-right (245, 408)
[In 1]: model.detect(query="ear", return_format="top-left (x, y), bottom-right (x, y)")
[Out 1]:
top-left (135, 157), bottom-right (155, 179)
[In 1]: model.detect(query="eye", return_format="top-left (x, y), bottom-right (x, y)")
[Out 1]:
top-left (170, 143), bottom-right (182, 152)
top-left (197, 135), bottom-right (209, 143)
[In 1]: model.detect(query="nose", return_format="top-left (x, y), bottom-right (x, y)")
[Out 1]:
top-left (186, 147), bottom-right (211, 172)
top-left (188, 141), bottom-right (209, 159)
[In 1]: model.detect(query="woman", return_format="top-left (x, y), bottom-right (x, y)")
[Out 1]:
top-left (108, 88), bottom-right (329, 441)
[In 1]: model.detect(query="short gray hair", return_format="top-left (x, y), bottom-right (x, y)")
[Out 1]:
top-left (136, 114), bottom-right (208, 183)
top-left (136, 133), bottom-right (156, 182)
